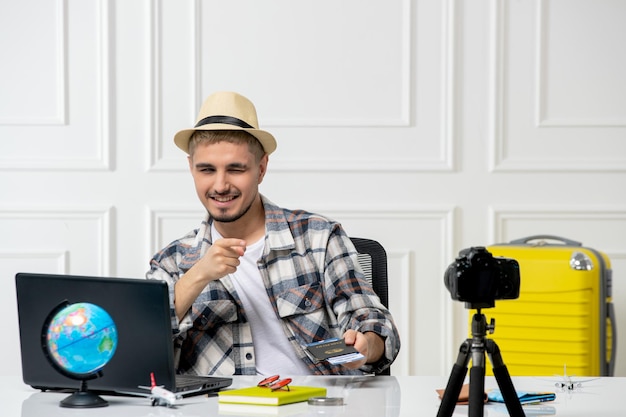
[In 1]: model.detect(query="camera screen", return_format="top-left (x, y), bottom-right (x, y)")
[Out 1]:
top-left (461, 269), bottom-right (497, 301)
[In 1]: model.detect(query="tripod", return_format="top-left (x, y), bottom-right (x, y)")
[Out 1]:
top-left (436, 308), bottom-right (526, 417)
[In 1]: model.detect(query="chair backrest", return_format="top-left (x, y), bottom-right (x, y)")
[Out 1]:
top-left (350, 237), bottom-right (389, 308)
top-left (350, 237), bottom-right (391, 375)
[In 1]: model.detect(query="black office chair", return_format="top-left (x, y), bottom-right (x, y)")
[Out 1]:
top-left (350, 237), bottom-right (391, 376)
top-left (350, 237), bottom-right (389, 308)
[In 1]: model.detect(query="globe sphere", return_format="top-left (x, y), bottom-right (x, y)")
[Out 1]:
top-left (45, 302), bottom-right (118, 377)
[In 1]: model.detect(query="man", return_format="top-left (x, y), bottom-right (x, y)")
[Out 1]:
top-left (147, 91), bottom-right (400, 376)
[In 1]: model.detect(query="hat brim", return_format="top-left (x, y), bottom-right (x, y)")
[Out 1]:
top-left (173, 124), bottom-right (277, 155)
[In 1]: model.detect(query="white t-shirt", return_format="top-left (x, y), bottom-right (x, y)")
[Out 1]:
top-left (212, 225), bottom-right (311, 375)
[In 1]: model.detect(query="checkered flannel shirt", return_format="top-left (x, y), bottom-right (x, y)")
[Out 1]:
top-left (146, 196), bottom-right (400, 376)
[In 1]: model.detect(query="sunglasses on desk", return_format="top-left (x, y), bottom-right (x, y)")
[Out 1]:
top-left (257, 375), bottom-right (292, 391)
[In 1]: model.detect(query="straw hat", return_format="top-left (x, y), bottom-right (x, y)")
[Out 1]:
top-left (173, 91), bottom-right (277, 155)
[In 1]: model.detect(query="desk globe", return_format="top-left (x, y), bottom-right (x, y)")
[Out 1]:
top-left (43, 301), bottom-right (118, 408)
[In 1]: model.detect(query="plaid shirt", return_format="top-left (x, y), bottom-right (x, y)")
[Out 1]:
top-left (146, 196), bottom-right (400, 376)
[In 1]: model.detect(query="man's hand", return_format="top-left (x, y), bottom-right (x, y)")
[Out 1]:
top-left (174, 238), bottom-right (246, 320)
top-left (194, 238), bottom-right (246, 282)
top-left (341, 329), bottom-right (385, 370)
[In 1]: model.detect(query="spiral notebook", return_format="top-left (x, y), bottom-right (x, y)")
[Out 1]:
top-left (15, 272), bottom-right (232, 397)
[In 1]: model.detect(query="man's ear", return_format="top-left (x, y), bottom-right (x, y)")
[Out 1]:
top-left (258, 154), bottom-right (269, 184)
top-left (187, 155), bottom-right (193, 172)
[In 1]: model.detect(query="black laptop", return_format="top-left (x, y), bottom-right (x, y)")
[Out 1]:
top-left (15, 272), bottom-right (232, 397)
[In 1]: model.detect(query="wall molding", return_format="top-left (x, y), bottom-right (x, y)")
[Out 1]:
top-left (148, 0), bottom-right (457, 173)
top-left (146, 0), bottom-right (200, 172)
top-left (0, 251), bottom-right (69, 274)
top-left (0, 0), bottom-right (112, 171)
top-left (488, 0), bottom-right (626, 172)
top-left (0, 0), bottom-right (66, 126)
top-left (535, 0), bottom-right (626, 127)
top-left (0, 206), bottom-right (113, 275)
top-left (386, 249), bottom-right (411, 376)
top-left (147, 206), bottom-right (203, 257)
top-left (489, 205), bottom-right (626, 249)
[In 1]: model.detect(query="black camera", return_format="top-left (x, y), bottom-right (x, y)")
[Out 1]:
top-left (444, 246), bottom-right (520, 308)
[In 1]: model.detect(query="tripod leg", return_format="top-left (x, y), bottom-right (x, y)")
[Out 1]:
top-left (468, 342), bottom-right (486, 417)
top-left (436, 341), bottom-right (471, 417)
top-left (486, 340), bottom-right (526, 417)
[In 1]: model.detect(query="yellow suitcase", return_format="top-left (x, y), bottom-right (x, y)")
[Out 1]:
top-left (471, 235), bottom-right (616, 376)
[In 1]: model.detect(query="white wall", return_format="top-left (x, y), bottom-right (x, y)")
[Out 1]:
top-left (1, 0), bottom-right (625, 378)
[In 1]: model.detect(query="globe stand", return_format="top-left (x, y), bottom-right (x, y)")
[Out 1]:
top-left (60, 379), bottom-right (108, 408)
top-left (41, 301), bottom-right (118, 409)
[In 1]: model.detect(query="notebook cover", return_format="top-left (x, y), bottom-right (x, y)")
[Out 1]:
top-left (218, 385), bottom-right (327, 406)
top-left (488, 389), bottom-right (556, 404)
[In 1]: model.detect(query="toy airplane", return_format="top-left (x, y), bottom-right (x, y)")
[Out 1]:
top-left (551, 364), bottom-right (599, 392)
top-left (118, 372), bottom-right (183, 407)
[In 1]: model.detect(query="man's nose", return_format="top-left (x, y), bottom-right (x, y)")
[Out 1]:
top-left (213, 171), bottom-right (229, 193)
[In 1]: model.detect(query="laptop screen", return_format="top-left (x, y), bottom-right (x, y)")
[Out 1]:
top-left (15, 272), bottom-right (231, 395)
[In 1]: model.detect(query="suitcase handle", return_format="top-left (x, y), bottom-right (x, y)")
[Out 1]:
top-left (509, 235), bottom-right (582, 247)
top-left (608, 303), bottom-right (617, 376)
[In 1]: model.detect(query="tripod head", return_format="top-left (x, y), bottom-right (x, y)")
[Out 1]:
top-left (470, 309), bottom-right (495, 340)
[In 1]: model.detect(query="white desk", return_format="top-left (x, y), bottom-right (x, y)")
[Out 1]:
top-left (2, 374), bottom-right (624, 417)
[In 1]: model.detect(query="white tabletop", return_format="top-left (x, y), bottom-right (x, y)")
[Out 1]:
top-left (2, 374), bottom-right (624, 417)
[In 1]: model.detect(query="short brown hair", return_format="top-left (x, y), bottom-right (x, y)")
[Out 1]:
top-left (188, 130), bottom-right (265, 162)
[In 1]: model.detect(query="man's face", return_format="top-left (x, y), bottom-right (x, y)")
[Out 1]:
top-left (188, 140), bottom-right (267, 223)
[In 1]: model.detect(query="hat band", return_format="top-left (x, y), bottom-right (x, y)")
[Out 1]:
top-left (195, 115), bottom-right (254, 129)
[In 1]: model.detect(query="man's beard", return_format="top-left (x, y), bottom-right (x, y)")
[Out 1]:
top-left (209, 195), bottom-right (255, 223)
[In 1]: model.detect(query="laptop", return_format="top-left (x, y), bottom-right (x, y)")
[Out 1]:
top-left (15, 272), bottom-right (232, 397)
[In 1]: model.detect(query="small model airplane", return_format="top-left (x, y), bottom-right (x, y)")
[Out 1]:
top-left (119, 372), bottom-right (182, 407)
top-left (551, 364), bottom-right (599, 392)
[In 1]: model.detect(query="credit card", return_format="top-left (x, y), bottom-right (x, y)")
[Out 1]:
top-left (306, 338), bottom-right (365, 364)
